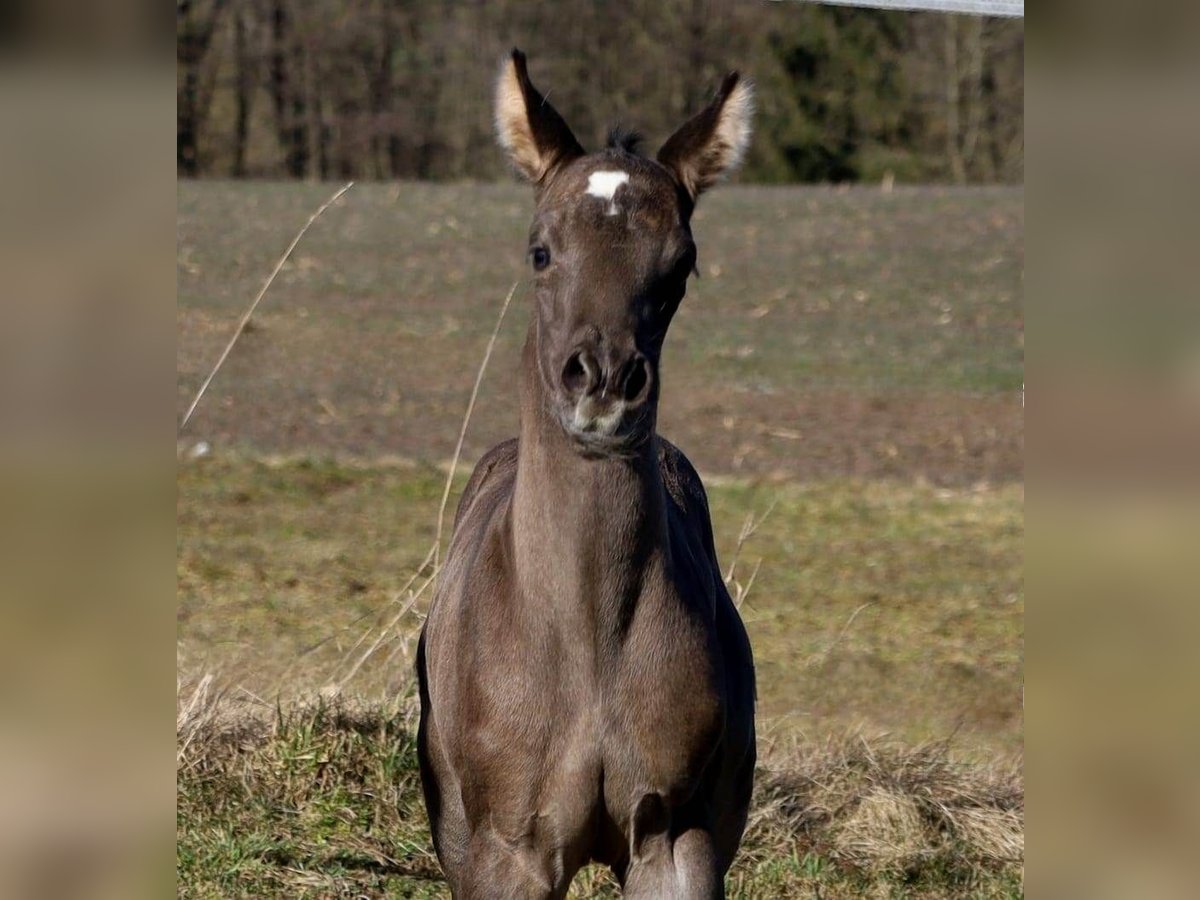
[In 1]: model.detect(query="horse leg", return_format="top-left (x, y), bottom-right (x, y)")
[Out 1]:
top-left (417, 635), bottom-right (469, 890)
top-left (622, 826), bottom-right (723, 899)
top-left (622, 794), bottom-right (723, 900)
top-left (457, 829), bottom-right (566, 900)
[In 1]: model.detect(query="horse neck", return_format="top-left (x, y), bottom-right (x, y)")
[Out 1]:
top-left (510, 327), bottom-right (667, 620)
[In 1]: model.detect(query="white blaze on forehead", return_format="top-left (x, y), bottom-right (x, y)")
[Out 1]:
top-left (585, 170), bottom-right (629, 215)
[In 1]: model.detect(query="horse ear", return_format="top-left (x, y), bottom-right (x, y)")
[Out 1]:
top-left (495, 49), bottom-right (585, 184)
top-left (657, 73), bottom-right (754, 202)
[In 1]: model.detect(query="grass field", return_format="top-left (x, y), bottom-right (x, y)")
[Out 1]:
top-left (178, 182), bottom-right (1022, 483)
top-left (177, 181), bottom-right (1023, 896)
top-left (177, 456), bottom-right (1022, 757)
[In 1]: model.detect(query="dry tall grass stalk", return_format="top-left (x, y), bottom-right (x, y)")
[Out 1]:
top-left (724, 499), bottom-right (777, 609)
top-left (433, 280), bottom-right (519, 567)
top-left (176, 672), bottom-right (216, 764)
top-left (804, 599), bottom-right (880, 670)
top-left (326, 280), bottom-right (519, 693)
top-left (179, 181), bottom-right (354, 432)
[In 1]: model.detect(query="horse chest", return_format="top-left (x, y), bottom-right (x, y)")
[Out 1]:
top-left (455, 593), bottom-right (723, 821)
top-left (602, 613), bottom-right (726, 800)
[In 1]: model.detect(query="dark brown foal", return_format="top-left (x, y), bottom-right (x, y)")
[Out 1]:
top-left (417, 49), bottom-right (756, 899)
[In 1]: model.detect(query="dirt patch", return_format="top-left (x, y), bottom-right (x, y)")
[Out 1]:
top-left (662, 385), bottom-right (1021, 484)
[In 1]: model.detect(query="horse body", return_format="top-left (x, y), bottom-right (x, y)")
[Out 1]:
top-left (417, 50), bottom-right (757, 899)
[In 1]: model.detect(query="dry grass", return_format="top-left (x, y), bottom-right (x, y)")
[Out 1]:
top-left (749, 738), bottom-right (1022, 875)
top-left (177, 676), bottom-right (1022, 898)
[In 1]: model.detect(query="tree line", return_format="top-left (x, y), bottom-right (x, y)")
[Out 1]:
top-left (178, 0), bottom-right (1022, 184)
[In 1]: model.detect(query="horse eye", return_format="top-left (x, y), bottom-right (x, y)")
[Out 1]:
top-left (530, 247), bottom-right (551, 271)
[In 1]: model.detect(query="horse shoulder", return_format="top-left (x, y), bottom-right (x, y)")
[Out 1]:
top-left (658, 439), bottom-right (757, 741)
top-left (427, 440), bottom-right (518, 686)
top-left (452, 438), bottom-right (519, 532)
top-left (658, 437), bottom-right (720, 568)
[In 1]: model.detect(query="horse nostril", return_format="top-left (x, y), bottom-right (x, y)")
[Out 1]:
top-left (562, 353), bottom-right (586, 393)
top-left (562, 350), bottom-right (600, 396)
top-left (622, 357), bottom-right (650, 402)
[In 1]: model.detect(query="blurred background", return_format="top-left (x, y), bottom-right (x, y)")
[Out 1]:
top-left (177, 0), bottom-right (1023, 184)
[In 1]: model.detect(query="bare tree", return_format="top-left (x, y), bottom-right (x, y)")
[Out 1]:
top-left (177, 0), bottom-right (231, 176)
top-left (232, 1), bottom-right (252, 177)
top-left (178, 0), bottom-right (1022, 184)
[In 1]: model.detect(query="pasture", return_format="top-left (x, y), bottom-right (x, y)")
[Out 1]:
top-left (177, 181), bottom-right (1023, 896)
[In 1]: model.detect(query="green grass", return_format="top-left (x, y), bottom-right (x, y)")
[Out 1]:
top-left (178, 455), bottom-right (1022, 758)
top-left (177, 693), bottom-right (1022, 899)
top-left (177, 699), bottom-right (442, 897)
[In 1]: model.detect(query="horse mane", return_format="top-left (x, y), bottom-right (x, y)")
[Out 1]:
top-left (605, 126), bottom-right (644, 155)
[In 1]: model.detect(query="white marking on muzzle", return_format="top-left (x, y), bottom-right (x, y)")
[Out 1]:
top-left (585, 170), bottom-right (629, 216)
top-left (571, 398), bottom-right (626, 436)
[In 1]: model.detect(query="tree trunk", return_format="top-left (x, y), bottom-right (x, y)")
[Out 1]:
top-left (270, 0), bottom-right (308, 178)
top-left (178, 57), bottom-right (200, 177)
top-left (944, 16), bottom-right (965, 184)
top-left (303, 43), bottom-right (323, 180)
top-left (177, 0), bottom-right (230, 177)
top-left (232, 5), bottom-right (251, 178)
top-left (961, 16), bottom-right (985, 180)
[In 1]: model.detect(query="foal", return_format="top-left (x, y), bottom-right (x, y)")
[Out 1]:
top-left (417, 50), bottom-right (756, 899)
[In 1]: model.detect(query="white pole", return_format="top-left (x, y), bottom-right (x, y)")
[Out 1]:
top-left (776, 0), bottom-right (1023, 17)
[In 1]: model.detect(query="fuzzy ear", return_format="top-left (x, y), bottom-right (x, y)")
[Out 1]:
top-left (495, 49), bottom-right (585, 183)
top-left (657, 73), bottom-right (754, 201)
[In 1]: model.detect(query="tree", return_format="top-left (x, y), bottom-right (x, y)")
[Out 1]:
top-left (177, 0), bottom-right (231, 176)
top-left (177, 0), bottom-right (1023, 184)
